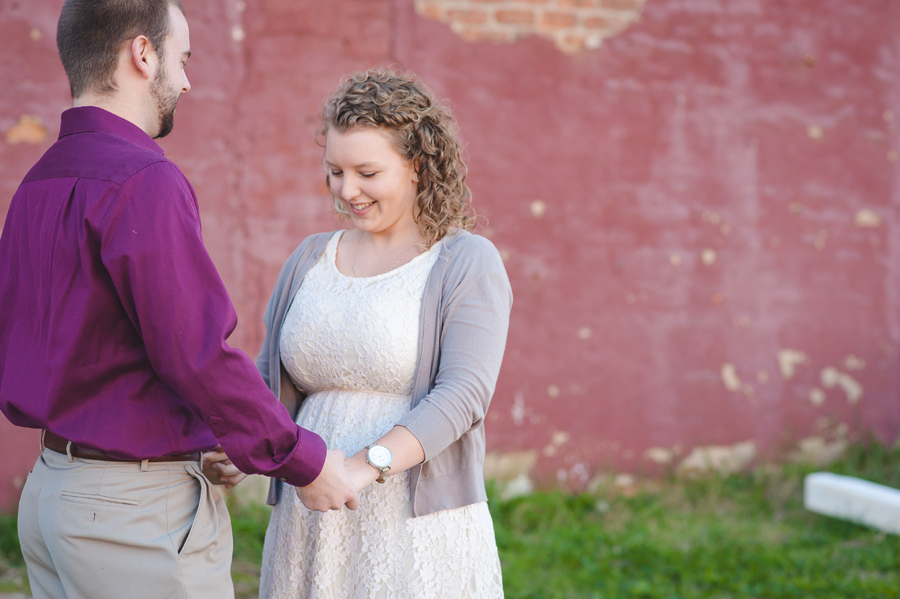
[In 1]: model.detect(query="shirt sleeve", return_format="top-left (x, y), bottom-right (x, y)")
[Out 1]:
top-left (98, 160), bottom-right (326, 486)
top-left (396, 242), bottom-right (513, 460)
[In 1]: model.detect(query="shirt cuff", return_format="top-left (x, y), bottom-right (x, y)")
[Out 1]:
top-left (267, 426), bottom-right (328, 487)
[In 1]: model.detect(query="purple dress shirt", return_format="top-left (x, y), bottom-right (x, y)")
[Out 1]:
top-left (0, 106), bottom-right (326, 486)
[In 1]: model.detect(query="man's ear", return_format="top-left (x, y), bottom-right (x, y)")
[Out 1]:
top-left (130, 35), bottom-right (155, 81)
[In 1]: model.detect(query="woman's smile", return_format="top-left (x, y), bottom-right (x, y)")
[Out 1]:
top-left (324, 127), bottom-right (419, 239)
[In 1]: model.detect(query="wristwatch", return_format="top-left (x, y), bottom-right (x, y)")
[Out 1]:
top-left (365, 444), bottom-right (393, 483)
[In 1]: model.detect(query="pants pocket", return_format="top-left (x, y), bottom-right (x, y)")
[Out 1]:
top-left (176, 464), bottom-right (222, 557)
top-left (59, 490), bottom-right (140, 508)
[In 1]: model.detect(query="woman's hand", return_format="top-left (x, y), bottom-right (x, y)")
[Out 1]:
top-left (202, 447), bottom-right (248, 488)
top-left (345, 453), bottom-right (381, 494)
top-left (345, 426), bottom-right (427, 494)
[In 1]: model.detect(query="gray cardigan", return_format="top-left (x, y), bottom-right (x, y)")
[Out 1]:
top-left (257, 229), bottom-right (513, 517)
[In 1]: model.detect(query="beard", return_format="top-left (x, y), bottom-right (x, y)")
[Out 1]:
top-left (150, 67), bottom-right (179, 139)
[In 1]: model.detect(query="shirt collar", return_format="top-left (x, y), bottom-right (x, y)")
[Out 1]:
top-left (58, 106), bottom-right (165, 156)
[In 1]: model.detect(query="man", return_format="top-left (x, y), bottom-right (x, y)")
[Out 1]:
top-left (0, 1), bottom-right (358, 597)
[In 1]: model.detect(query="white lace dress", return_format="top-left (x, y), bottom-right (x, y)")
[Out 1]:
top-left (259, 230), bottom-right (504, 599)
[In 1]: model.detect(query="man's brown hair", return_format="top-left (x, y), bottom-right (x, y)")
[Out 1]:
top-left (56, 0), bottom-right (185, 98)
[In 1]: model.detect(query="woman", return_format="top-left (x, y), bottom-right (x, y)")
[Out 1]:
top-left (255, 67), bottom-right (511, 599)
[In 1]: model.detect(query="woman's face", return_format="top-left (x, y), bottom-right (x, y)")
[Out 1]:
top-left (324, 127), bottom-right (419, 238)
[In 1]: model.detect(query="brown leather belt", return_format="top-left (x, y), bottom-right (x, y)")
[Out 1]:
top-left (42, 430), bottom-right (201, 463)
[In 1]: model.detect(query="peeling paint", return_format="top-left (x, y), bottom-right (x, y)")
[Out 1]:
top-left (809, 387), bottom-right (826, 406)
top-left (820, 366), bottom-right (863, 404)
top-left (614, 473), bottom-right (637, 488)
top-left (484, 454), bottom-right (537, 498)
top-left (721, 363), bottom-right (741, 392)
top-left (551, 431), bottom-right (570, 446)
top-left (854, 209), bottom-right (882, 228)
top-left (543, 429), bottom-right (570, 456)
top-left (790, 435), bottom-right (847, 466)
top-left (778, 349), bottom-right (808, 380)
top-left (510, 391), bottom-right (525, 425)
top-left (5, 115), bottom-right (47, 145)
top-left (498, 473), bottom-right (533, 499)
top-left (644, 447), bottom-right (674, 464)
top-left (483, 449), bottom-right (538, 481)
top-left (820, 366), bottom-right (841, 387)
top-left (844, 355), bottom-right (866, 370)
top-left (676, 441), bottom-right (756, 475)
top-left (702, 211), bottom-right (722, 226)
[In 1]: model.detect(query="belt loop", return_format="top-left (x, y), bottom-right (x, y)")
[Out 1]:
top-left (40, 429), bottom-right (46, 452)
top-left (140, 459), bottom-right (149, 472)
top-left (65, 441), bottom-right (75, 462)
top-left (199, 452), bottom-right (204, 471)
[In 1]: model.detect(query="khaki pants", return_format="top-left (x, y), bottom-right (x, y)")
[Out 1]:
top-left (18, 449), bottom-right (234, 599)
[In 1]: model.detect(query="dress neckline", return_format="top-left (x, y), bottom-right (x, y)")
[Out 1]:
top-left (326, 230), bottom-right (440, 281)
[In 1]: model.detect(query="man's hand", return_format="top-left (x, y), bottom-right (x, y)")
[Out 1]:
top-left (202, 447), bottom-right (248, 488)
top-left (295, 449), bottom-right (360, 511)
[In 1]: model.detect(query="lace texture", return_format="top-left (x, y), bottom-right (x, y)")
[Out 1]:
top-left (260, 231), bottom-right (504, 599)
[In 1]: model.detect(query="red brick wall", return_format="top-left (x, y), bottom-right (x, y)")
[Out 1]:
top-left (414, 0), bottom-right (646, 53)
top-left (1, 0), bottom-right (899, 510)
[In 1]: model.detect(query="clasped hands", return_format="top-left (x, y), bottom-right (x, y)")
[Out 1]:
top-left (202, 447), bottom-right (380, 512)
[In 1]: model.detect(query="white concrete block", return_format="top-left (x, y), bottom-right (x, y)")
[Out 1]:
top-left (804, 472), bottom-right (900, 535)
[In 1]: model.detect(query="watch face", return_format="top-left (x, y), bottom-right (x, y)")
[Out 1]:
top-left (367, 445), bottom-right (392, 469)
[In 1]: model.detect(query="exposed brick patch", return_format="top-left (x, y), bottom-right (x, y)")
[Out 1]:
top-left (414, 0), bottom-right (647, 54)
top-left (541, 11), bottom-right (578, 29)
top-left (496, 9), bottom-right (535, 25)
top-left (558, 0), bottom-right (596, 8)
top-left (446, 9), bottom-right (490, 23)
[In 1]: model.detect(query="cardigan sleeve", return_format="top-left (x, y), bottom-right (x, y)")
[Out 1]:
top-left (396, 241), bottom-right (512, 461)
top-left (255, 234), bottom-right (329, 388)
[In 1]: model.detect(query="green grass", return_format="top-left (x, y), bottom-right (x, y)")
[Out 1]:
top-left (0, 512), bottom-right (27, 593)
top-left (491, 442), bottom-right (900, 599)
top-left (1, 443), bottom-right (899, 598)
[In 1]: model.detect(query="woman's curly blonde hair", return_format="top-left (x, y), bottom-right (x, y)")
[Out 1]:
top-left (319, 67), bottom-right (475, 248)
